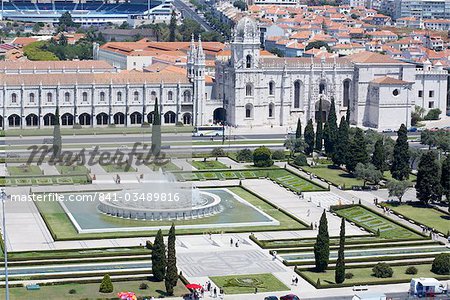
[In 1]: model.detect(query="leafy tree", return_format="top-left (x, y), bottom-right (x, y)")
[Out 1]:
top-left (305, 41), bottom-right (330, 52)
top-left (335, 218), bottom-right (345, 284)
top-left (411, 105), bottom-right (425, 126)
top-left (315, 99), bottom-right (323, 151)
top-left (294, 154), bottom-right (308, 166)
top-left (52, 107), bottom-right (61, 160)
top-left (421, 129), bottom-right (450, 152)
top-left (179, 18), bottom-right (203, 41)
top-left (372, 139), bottom-right (386, 171)
top-left (165, 224), bottom-right (178, 295)
top-left (304, 119), bottom-right (315, 155)
top-left (441, 155), bottom-right (450, 205)
top-left (58, 11), bottom-right (76, 29)
top-left (284, 135), bottom-right (305, 157)
top-left (346, 128), bottom-right (368, 172)
top-left (211, 147), bottom-right (225, 158)
top-left (236, 149), bottom-right (253, 162)
top-left (151, 99), bottom-right (161, 156)
top-left (152, 229), bottom-right (166, 281)
top-left (431, 253), bottom-right (450, 275)
top-left (253, 146), bottom-right (273, 167)
top-left (416, 151), bottom-right (442, 203)
top-left (314, 210), bottom-right (329, 272)
top-left (386, 179), bottom-right (410, 202)
top-left (119, 21), bottom-right (131, 29)
top-left (169, 10), bottom-right (177, 42)
top-left (332, 117), bottom-right (349, 166)
top-left (272, 150), bottom-right (285, 160)
top-left (233, 0), bottom-right (247, 10)
top-left (372, 263), bottom-right (393, 278)
top-left (355, 163), bottom-right (382, 186)
top-left (405, 266), bottom-right (418, 275)
top-left (391, 124), bottom-right (410, 180)
top-left (424, 108), bottom-right (442, 120)
top-left (295, 118), bottom-right (302, 139)
top-left (99, 274), bottom-right (113, 293)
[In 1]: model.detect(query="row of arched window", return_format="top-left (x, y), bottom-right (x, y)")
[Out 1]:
top-left (8, 90), bottom-right (192, 104)
top-left (244, 79), bottom-right (352, 108)
top-left (0, 111), bottom-right (192, 128)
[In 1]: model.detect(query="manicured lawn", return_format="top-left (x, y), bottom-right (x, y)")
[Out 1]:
top-left (301, 165), bottom-right (363, 188)
top-left (191, 160), bottom-right (228, 170)
top-left (0, 175), bottom-right (90, 186)
top-left (383, 171), bottom-right (417, 183)
top-left (335, 205), bottom-right (421, 239)
top-left (56, 165), bottom-right (89, 175)
top-left (147, 161), bottom-right (181, 172)
top-left (299, 264), bottom-right (449, 287)
top-left (102, 164), bottom-right (137, 173)
top-left (210, 273), bottom-right (289, 294)
top-left (383, 202), bottom-right (450, 234)
top-left (0, 279), bottom-right (189, 300)
top-left (7, 165), bottom-right (42, 176)
top-left (267, 169), bottom-right (323, 193)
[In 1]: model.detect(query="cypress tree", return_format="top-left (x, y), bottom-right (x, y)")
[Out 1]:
top-left (165, 224), bottom-right (178, 296)
top-left (304, 119), bottom-right (315, 155)
top-left (315, 98), bottom-right (323, 151)
top-left (314, 210), bottom-right (330, 272)
top-left (295, 118), bottom-right (302, 139)
top-left (324, 96), bottom-right (338, 156)
top-left (335, 218), bottom-right (346, 284)
top-left (323, 122), bottom-right (332, 155)
top-left (346, 128), bottom-right (368, 172)
top-left (332, 116), bottom-right (349, 166)
top-left (441, 155), bottom-right (450, 207)
top-left (152, 229), bottom-right (166, 281)
top-left (416, 151), bottom-right (442, 204)
top-left (345, 106), bottom-right (350, 125)
top-left (99, 274), bottom-right (113, 293)
top-left (169, 10), bottom-right (177, 42)
top-left (391, 124), bottom-right (410, 180)
top-left (372, 138), bottom-right (386, 172)
top-left (52, 107), bottom-right (62, 161)
top-left (151, 98), bottom-right (162, 157)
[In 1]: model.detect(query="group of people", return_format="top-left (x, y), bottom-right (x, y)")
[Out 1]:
top-left (230, 237), bottom-right (240, 248)
top-left (291, 275), bottom-right (299, 286)
top-left (189, 281), bottom-right (224, 299)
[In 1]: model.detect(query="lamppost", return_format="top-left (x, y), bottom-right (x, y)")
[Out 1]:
top-left (0, 188), bottom-right (8, 300)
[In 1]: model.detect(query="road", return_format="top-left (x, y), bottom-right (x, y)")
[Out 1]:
top-left (173, 0), bottom-right (212, 31)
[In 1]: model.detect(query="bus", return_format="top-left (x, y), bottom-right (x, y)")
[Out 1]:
top-left (193, 126), bottom-right (224, 137)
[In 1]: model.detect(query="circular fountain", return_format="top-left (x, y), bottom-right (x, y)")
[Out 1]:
top-left (97, 169), bottom-right (222, 221)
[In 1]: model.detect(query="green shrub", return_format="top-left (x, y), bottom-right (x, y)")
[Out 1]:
top-left (176, 121), bottom-right (184, 127)
top-left (145, 240), bottom-right (152, 250)
top-left (344, 272), bottom-right (354, 279)
top-left (372, 263), bottom-right (393, 278)
top-left (69, 289), bottom-right (76, 294)
top-left (253, 146), bottom-right (273, 167)
top-left (272, 150), bottom-right (285, 160)
top-left (236, 149), bottom-right (253, 162)
top-left (99, 274), bottom-right (113, 293)
top-left (294, 154), bottom-right (308, 166)
top-left (211, 147), bottom-right (225, 157)
top-left (405, 266), bottom-right (417, 275)
top-left (424, 108), bottom-right (442, 120)
top-left (431, 253), bottom-right (450, 275)
top-left (139, 282), bottom-right (148, 290)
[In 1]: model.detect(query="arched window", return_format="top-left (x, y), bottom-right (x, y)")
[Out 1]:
top-left (43, 113), bottom-right (55, 126)
top-left (82, 92), bottom-right (88, 102)
top-left (130, 112), bottom-right (142, 124)
top-left (245, 103), bottom-right (253, 118)
top-left (182, 113), bottom-right (192, 125)
top-left (61, 113), bottom-right (74, 126)
top-left (64, 92), bottom-right (70, 102)
top-left (183, 90), bottom-right (191, 102)
top-left (47, 92), bottom-right (52, 102)
top-left (269, 81), bottom-right (275, 96)
top-left (117, 91), bottom-right (122, 102)
top-left (133, 91), bottom-right (139, 101)
top-left (100, 92), bottom-right (105, 102)
top-left (168, 91), bottom-right (173, 101)
top-left (25, 114), bottom-right (38, 126)
top-left (319, 81), bottom-right (326, 94)
top-left (245, 83), bottom-right (253, 97)
top-left (96, 113), bottom-right (108, 125)
top-left (11, 93), bottom-right (17, 103)
top-left (114, 112), bottom-right (125, 125)
top-left (343, 79), bottom-right (350, 107)
top-left (269, 103), bottom-right (274, 117)
top-left (164, 111), bottom-right (176, 124)
top-left (79, 113), bottom-right (91, 125)
top-left (246, 54), bottom-right (252, 68)
top-left (29, 93), bottom-right (35, 103)
top-left (8, 114), bottom-right (21, 127)
top-left (294, 80), bottom-right (301, 108)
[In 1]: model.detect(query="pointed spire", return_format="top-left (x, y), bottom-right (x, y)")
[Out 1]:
top-left (197, 34), bottom-right (204, 59)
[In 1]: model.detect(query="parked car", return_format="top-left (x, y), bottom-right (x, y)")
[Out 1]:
top-left (382, 128), bottom-right (394, 133)
top-left (280, 294), bottom-right (300, 300)
top-left (264, 296), bottom-right (279, 300)
top-left (407, 127), bottom-right (418, 132)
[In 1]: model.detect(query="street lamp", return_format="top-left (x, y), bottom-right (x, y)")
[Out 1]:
top-left (0, 188), bottom-right (8, 300)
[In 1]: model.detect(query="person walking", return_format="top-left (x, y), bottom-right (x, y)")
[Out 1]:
top-left (230, 238), bottom-right (233, 246)
top-left (214, 287), bottom-right (217, 298)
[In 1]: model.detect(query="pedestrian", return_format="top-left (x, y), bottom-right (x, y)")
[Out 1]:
top-left (207, 281), bottom-right (211, 291)
top-left (230, 238), bottom-right (233, 246)
top-left (255, 287), bottom-right (258, 294)
top-left (295, 277), bottom-right (298, 286)
top-left (291, 275), bottom-right (295, 285)
top-left (214, 287), bottom-right (217, 298)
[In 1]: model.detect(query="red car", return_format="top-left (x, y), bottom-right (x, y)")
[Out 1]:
top-left (280, 294), bottom-right (300, 300)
